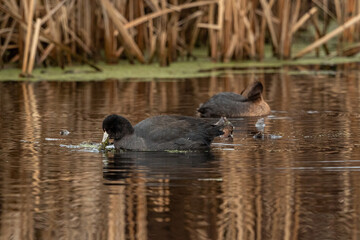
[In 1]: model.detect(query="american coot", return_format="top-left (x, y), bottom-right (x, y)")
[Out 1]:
top-left (197, 80), bottom-right (271, 118)
top-left (102, 114), bottom-right (233, 151)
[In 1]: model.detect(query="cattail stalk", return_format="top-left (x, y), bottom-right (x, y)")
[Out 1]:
top-left (21, 0), bottom-right (36, 75)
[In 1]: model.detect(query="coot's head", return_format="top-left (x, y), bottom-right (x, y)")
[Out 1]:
top-left (102, 115), bottom-right (134, 143)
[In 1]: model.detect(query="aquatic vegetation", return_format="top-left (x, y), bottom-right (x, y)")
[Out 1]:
top-left (165, 150), bottom-right (191, 153)
top-left (99, 136), bottom-right (110, 152)
top-left (1, 55), bottom-right (360, 82)
top-left (60, 141), bottom-right (114, 153)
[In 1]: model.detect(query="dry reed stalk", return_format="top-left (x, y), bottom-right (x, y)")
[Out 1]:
top-left (312, 0), bottom-right (336, 21)
top-left (44, 0), bottom-right (57, 65)
top-left (224, 35), bottom-right (237, 62)
top-left (341, 42), bottom-right (360, 56)
top-left (223, 0), bottom-right (232, 58)
top-left (48, 43), bottom-right (101, 71)
top-left (101, 0), bottom-right (145, 63)
top-left (84, 0), bottom-right (92, 49)
top-left (260, 0), bottom-right (278, 52)
top-left (10, 54), bottom-right (20, 63)
top-left (55, 18), bottom-right (63, 67)
top-left (231, 0), bottom-right (239, 59)
top-left (18, 1), bottom-right (24, 65)
top-left (290, 0), bottom-right (301, 28)
top-left (39, 43), bottom-right (54, 63)
top-left (0, 3), bottom-right (102, 71)
top-left (242, 12), bottom-right (256, 59)
top-left (334, 0), bottom-right (342, 24)
top-left (1, 0), bottom-right (360, 68)
top-left (216, 0), bottom-right (224, 56)
top-left (145, 0), bottom-right (157, 12)
top-left (284, 0), bottom-right (301, 59)
top-left (22, 0), bottom-right (29, 21)
top-left (137, 0), bottom-right (147, 52)
top-left (43, 0), bottom-right (62, 67)
top-left (345, 0), bottom-right (357, 42)
top-left (40, 0), bottom-right (67, 25)
top-left (60, 6), bottom-right (71, 65)
top-left (166, 0), bottom-right (178, 61)
top-left (294, 12), bottom-right (360, 59)
top-left (178, 10), bottom-right (201, 55)
top-left (76, 0), bottom-right (81, 49)
top-left (148, 19), bottom-right (156, 62)
top-left (343, 1), bottom-right (351, 42)
top-left (0, 28), bottom-right (12, 35)
top-left (217, 0), bottom-right (224, 30)
top-left (310, 13), bottom-right (330, 55)
top-left (0, 14), bottom-right (9, 30)
top-left (357, 0), bottom-right (360, 38)
top-left (159, 0), bottom-right (167, 66)
top-left (291, 7), bottom-right (317, 34)
top-left (0, 21), bottom-right (15, 59)
top-left (125, 0), bottom-right (218, 29)
top-left (258, 12), bottom-right (266, 60)
top-left (216, 0), bottom-right (224, 60)
top-left (0, 51), bottom-right (3, 69)
top-left (279, 0), bottom-right (290, 58)
top-left (5, 0), bottom-right (19, 15)
top-left (313, 12), bottom-right (320, 57)
top-left (21, 0), bottom-right (36, 76)
top-left (0, 25), bottom-right (3, 68)
top-left (102, 2), bottom-right (117, 63)
top-left (322, 0), bottom-right (329, 35)
top-left (129, 0), bottom-right (134, 21)
top-left (0, 45), bottom-right (18, 50)
top-left (208, 3), bottom-right (217, 60)
top-left (238, 0), bottom-right (246, 59)
top-left (187, 11), bottom-right (203, 58)
top-left (256, 0), bottom-right (276, 60)
top-left (27, 18), bottom-right (41, 74)
top-left (66, 27), bottom-right (92, 54)
top-left (115, 47), bottom-right (124, 57)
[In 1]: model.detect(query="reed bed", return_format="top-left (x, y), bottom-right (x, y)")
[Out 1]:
top-left (1, 0), bottom-right (360, 76)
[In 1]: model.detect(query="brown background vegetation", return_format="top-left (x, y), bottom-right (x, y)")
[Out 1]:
top-left (1, 0), bottom-right (360, 75)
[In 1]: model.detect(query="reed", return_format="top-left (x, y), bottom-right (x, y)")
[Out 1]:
top-left (1, 0), bottom-right (360, 75)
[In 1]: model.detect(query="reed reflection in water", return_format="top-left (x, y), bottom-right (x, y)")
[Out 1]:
top-left (2, 64), bottom-right (360, 239)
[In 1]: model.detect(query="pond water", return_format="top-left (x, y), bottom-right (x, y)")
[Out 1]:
top-left (2, 64), bottom-right (360, 239)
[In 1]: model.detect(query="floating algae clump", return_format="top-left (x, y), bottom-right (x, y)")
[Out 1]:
top-left (98, 137), bottom-right (110, 151)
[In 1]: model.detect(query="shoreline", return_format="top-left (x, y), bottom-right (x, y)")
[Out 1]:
top-left (0, 56), bottom-right (359, 82)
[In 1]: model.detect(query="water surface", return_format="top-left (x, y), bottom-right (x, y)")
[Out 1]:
top-left (1, 66), bottom-right (360, 239)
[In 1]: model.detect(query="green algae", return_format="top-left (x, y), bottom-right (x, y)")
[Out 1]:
top-left (98, 137), bottom-right (110, 152)
top-left (165, 150), bottom-right (191, 153)
top-left (0, 54), bottom-right (359, 82)
top-left (78, 141), bottom-right (101, 149)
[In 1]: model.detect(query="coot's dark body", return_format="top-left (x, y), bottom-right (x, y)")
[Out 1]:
top-left (102, 115), bottom-right (231, 151)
